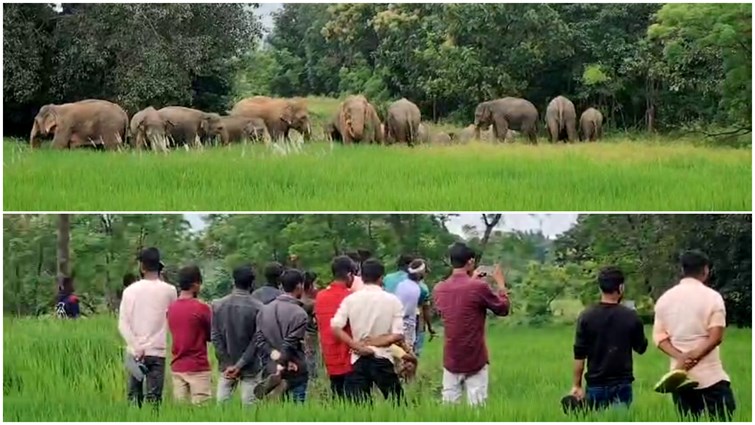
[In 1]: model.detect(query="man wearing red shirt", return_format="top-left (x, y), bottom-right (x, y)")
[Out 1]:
top-left (433, 242), bottom-right (510, 406)
top-left (314, 255), bottom-right (357, 398)
top-left (167, 265), bottom-right (212, 404)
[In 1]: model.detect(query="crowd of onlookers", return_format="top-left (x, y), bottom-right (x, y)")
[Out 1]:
top-left (58, 243), bottom-right (735, 420)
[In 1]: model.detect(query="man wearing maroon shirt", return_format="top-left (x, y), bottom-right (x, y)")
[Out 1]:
top-left (433, 242), bottom-right (510, 406)
top-left (314, 255), bottom-right (357, 398)
top-left (167, 265), bottom-right (212, 405)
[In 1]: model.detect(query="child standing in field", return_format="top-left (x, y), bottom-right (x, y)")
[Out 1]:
top-left (167, 265), bottom-right (212, 405)
top-left (569, 266), bottom-right (648, 410)
top-left (118, 247), bottom-right (177, 407)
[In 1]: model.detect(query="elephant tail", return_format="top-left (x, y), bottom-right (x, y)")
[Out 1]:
top-left (558, 102), bottom-right (565, 131)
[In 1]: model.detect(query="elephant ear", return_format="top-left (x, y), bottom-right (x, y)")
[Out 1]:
top-left (41, 107), bottom-right (58, 133)
top-left (280, 104), bottom-right (294, 125)
top-left (164, 119), bottom-right (175, 131)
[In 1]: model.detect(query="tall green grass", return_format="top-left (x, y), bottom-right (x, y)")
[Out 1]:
top-left (4, 139), bottom-right (750, 211)
top-left (3, 316), bottom-right (751, 421)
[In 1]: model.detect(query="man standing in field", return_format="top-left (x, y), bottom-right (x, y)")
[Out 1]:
top-left (255, 269), bottom-right (309, 402)
top-left (118, 247), bottom-right (177, 407)
top-left (383, 254), bottom-right (414, 294)
top-left (211, 264), bottom-right (264, 405)
top-left (314, 256), bottom-right (357, 398)
top-left (569, 267), bottom-right (648, 409)
top-left (166, 265), bottom-right (212, 405)
top-left (433, 242), bottom-right (510, 406)
top-left (345, 250), bottom-right (370, 292)
top-left (301, 270), bottom-right (320, 381)
top-left (394, 259), bottom-right (427, 350)
top-left (252, 262), bottom-right (284, 305)
top-left (653, 250), bottom-right (736, 421)
top-left (331, 259), bottom-right (406, 404)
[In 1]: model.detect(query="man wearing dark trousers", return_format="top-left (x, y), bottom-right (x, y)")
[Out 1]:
top-left (331, 259), bottom-right (405, 404)
top-left (570, 266), bottom-right (648, 409)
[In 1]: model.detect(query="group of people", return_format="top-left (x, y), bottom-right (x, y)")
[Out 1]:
top-left (114, 243), bottom-right (735, 420)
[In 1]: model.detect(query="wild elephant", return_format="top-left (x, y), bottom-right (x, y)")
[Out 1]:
top-left (336, 95), bottom-right (383, 145)
top-left (218, 115), bottom-right (268, 145)
top-left (417, 123), bottom-right (430, 144)
top-left (230, 96), bottom-right (312, 142)
top-left (545, 96), bottom-right (578, 143)
top-left (30, 99), bottom-right (128, 150)
top-left (580, 107), bottom-right (604, 142)
top-left (156, 106), bottom-right (222, 148)
top-left (129, 107), bottom-right (172, 152)
top-left (385, 98), bottom-right (421, 146)
top-left (474, 97), bottom-right (538, 144)
top-left (432, 132), bottom-right (452, 144)
top-left (458, 124), bottom-right (477, 143)
top-left (325, 113), bottom-right (342, 142)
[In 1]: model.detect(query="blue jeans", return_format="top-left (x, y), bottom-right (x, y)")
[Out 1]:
top-left (414, 329), bottom-right (425, 357)
top-left (586, 383), bottom-right (632, 409)
top-left (287, 380), bottom-right (307, 403)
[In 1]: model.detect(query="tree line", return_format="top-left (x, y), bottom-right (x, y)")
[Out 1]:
top-left (4, 214), bottom-right (750, 327)
top-left (4, 4), bottom-right (750, 140)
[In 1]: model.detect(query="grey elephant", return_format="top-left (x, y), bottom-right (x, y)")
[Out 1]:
top-left (30, 99), bottom-right (128, 150)
top-left (474, 97), bottom-right (539, 144)
top-left (458, 124), bottom-right (476, 143)
top-left (156, 106), bottom-right (222, 148)
top-left (326, 113), bottom-right (343, 142)
top-left (385, 98), bottom-right (421, 146)
top-left (545, 96), bottom-right (578, 143)
top-left (432, 132), bottom-right (452, 144)
top-left (230, 96), bottom-right (312, 142)
top-left (130, 107), bottom-right (172, 152)
top-left (417, 123), bottom-right (430, 144)
top-left (580, 108), bottom-right (604, 142)
top-left (336, 95), bottom-right (383, 144)
top-left (219, 115), bottom-right (268, 145)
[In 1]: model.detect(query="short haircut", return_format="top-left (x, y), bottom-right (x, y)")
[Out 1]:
top-left (122, 273), bottom-right (138, 288)
top-left (598, 266), bottom-right (624, 294)
top-left (264, 262), bottom-right (284, 284)
top-left (138, 247), bottom-right (161, 272)
top-left (332, 255), bottom-right (356, 279)
top-left (407, 259), bottom-right (427, 281)
top-left (361, 259), bottom-right (385, 284)
top-left (449, 242), bottom-right (476, 268)
top-left (281, 269), bottom-right (304, 293)
top-left (233, 264), bottom-right (256, 290)
top-left (304, 270), bottom-right (318, 291)
top-left (345, 251), bottom-right (360, 262)
top-left (681, 250), bottom-right (711, 277)
top-left (396, 254), bottom-right (415, 270)
top-left (178, 265), bottom-right (202, 291)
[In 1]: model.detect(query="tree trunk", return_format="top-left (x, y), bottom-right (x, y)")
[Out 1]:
top-left (476, 214), bottom-right (502, 263)
top-left (57, 214), bottom-right (71, 287)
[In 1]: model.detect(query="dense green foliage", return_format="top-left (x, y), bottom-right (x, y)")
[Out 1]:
top-left (4, 139), bottom-right (751, 211)
top-left (4, 317), bottom-right (751, 421)
top-left (4, 213), bottom-right (750, 328)
top-left (3, 3), bottom-right (261, 135)
top-left (241, 4), bottom-right (751, 133)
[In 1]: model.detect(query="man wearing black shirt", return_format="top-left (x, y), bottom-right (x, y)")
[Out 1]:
top-left (570, 266), bottom-right (648, 409)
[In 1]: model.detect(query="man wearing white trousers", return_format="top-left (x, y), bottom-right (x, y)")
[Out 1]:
top-left (433, 242), bottom-right (510, 406)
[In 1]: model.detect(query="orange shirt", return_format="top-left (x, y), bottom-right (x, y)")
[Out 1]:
top-left (652, 277), bottom-right (729, 388)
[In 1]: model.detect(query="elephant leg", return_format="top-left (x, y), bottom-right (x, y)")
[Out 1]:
top-left (493, 116), bottom-right (508, 143)
top-left (52, 128), bottom-right (73, 149)
top-left (526, 124), bottom-right (538, 144)
top-left (567, 122), bottom-right (578, 143)
top-left (547, 119), bottom-right (558, 143)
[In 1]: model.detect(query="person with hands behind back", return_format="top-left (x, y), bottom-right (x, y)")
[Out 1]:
top-left (433, 242), bottom-right (510, 407)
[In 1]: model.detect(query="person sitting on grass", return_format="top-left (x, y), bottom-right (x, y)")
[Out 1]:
top-left (566, 266), bottom-right (648, 412)
top-left (55, 276), bottom-right (81, 319)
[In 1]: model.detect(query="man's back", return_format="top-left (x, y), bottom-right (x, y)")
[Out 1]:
top-left (118, 278), bottom-right (177, 357)
top-left (394, 279), bottom-right (421, 318)
top-left (252, 285), bottom-right (283, 305)
top-left (212, 289), bottom-right (263, 372)
top-left (315, 283), bottom-right (352, 376)
top-left (383, 270), bottom-right (407, 294)
top-left (574, 303), bottom-right (647, 386)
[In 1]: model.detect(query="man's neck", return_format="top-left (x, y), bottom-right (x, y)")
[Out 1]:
top-left (600, 294), bottom-right (621, 304)
top-left (143, 272), bottom-right (160, 280)
top-left (265, 282), bottom-right (278, 288)
top-left (178, 290), bottom-right (194, 300)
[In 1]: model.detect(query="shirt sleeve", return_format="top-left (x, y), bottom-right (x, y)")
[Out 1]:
top-left (117, 289), bottom-right (139, 351)
top-left (479, 282), bottom-right (510, 316)
top-left (573, 312), bottom-right (589, 360)
top-left (631, 312), bottom-right (648, 354)
top-left (331, 296), bottom-right (349, 329)
top-left (390, 298), bottom-right (404, 335)
top-left (203, 303), bottom-right (212, 342)
top-left (708, 294), bottom-right (726, 328)
top-left (652, 297), bottom-right (670, 346)
top-left (210, 301), bottom-right (230, 365)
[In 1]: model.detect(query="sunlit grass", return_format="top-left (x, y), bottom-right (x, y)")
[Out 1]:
top-left (3, 138), bottom-right (750, 211)
top-left (3, 316), bottom-right (750, 421)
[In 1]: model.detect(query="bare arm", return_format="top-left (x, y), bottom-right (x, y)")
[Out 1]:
top-left (479, 264), bottom-right (510, 316)
top-left (572, 359), bottom-right (585, 389)
top-left (421, 303), bottom-right (434, 334)
top-left (361, 333), bottom-right (404, 348)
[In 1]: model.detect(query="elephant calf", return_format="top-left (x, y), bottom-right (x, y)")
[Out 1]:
top-left (130, 107), bottom-right (172, 152)
top-left (545, 95), bottom-right (578, 143)
top-left (219, 116), bottom-right (268, 145)
top-left (30, 99), bottom-right (128, 150)
top-left (580, 108), bottom-right (604, 142)
top-left (157, 106), bottom-right (222, 148)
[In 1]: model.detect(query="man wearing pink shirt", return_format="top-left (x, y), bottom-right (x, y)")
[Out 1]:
top-left (653, 250), bottom-right (736, 421)
top-left (118, 248), bottom-right (177, 407)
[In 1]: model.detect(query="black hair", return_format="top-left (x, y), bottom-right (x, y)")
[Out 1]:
top-left (332, 255), bottom-right (356, 280)
top-left (361, 259), bottom-right (385, 284)
top-left (263, 262), bottom-right (284, 287)
top-left (122, 273), bottom-right (138, 288)
top-left (681, 250), bottom-right (711, 278)
top-left (449, 242), bottom-right (476, 268)
top-left (598, 266), bottom-right (624, 294)
top-left (178, 265), bottom-right (202, 291)
top-left (304, 270), bottom-right (318, 291)
top-left (233, 264), bottom-right (256, 291)
top-left (396, 254), bottom-right (415, 271)
top-left (138, 247), bottom-right (161, 272)
top-left (281, 269), bottom-right (304, 293)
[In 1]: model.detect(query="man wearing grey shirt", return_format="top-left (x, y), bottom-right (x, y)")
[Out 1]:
top-left (251, 262), bottom-right (284, 305)
top-left (211, 264), bottom-right (264, 405)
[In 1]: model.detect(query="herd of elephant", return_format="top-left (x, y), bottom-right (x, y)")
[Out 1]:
top-left (27, 94), bottom-right (604, 151)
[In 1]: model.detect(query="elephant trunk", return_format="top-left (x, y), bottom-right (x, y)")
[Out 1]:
top-left (302, 122), bottom-right (312, 142)
top-left (473, 123), bottom-right (481, 140)
top-left (29, 121), bottom-right (41, 148)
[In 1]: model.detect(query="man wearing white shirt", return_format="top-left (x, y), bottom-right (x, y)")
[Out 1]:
top-left (118, 247), bottom-right (177, 407)
top-left (331, 259), bottom-right (405, 404)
